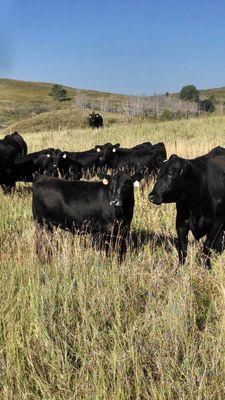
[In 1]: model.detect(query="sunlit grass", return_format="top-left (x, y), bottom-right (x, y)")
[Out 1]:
top-left (1, 116), bottom-right (225, 398)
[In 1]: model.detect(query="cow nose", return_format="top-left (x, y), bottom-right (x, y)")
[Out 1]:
top-left (110, 199), bottom-right (122, 207)
top-left (148, 193), bottom-right (154, 202)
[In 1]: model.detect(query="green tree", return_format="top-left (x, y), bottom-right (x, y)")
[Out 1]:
top-left (179, 85), bottom-right (199, 102)
top-left (49, 84), bottom-right (71, 102)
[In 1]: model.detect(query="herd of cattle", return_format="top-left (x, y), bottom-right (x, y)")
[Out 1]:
top-left (1, 131), bottom-right (225, 269)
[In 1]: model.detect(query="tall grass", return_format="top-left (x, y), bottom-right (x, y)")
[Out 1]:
top-left (1, 116), bottom-right (225, 399)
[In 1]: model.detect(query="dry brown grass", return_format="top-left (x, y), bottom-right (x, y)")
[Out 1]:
top-left (0, 115), bottom-right (225, 399)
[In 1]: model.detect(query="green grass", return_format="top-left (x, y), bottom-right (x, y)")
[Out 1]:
top-left (0, 116), bottom-right (225, 398)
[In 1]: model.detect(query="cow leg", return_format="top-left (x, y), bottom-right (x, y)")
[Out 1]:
top-left (35, 221), bottom-right (54, 261)
top-left (117, 225), bottom-right (130, 263)
top-left (176, 203), bottom-right (190, 265)
top-left (203, 223), bottom-right (224, 269)
top-left (118, 235), bottom-right (127, 262)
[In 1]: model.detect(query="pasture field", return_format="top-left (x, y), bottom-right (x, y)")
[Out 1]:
top-left (1, 115), bottom-right (225, 399)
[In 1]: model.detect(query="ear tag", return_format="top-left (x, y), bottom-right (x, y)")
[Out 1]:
top-left (112, 148), bottom-right (116, 153)
top-left (103, 178), bottom-right (109, 185)
top-left (63, 154), bottom-right (67, 159)
top-left (133, 180), bottom-right (140, 188)
top-left (163, 159), bottom-right (167, 163)
top-left (96, 148), bottom-right (101, 152)
top-left (46, 154), bottom-right (51, 158)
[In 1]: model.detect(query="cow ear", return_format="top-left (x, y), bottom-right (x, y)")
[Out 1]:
top-left (131, 171), bottom-right (144, 187)
top-left (169, 154), bottom-right (179, 161)
top-left (112, 143), bottom-right (120, 152)
top-left (156, 156), bottom-right (167, 167)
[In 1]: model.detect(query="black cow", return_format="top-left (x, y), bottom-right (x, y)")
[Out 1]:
top-left (149, 147), bottom-right (225, 269)
top-left (46, 149), bottom-right (83, 180)
top-left (14, 148), bottom-right (55, 183)
top-left (96, 142), bottom-right (167, 177)
top-left (51, 147), bottom-right (101, 178)
top-left (0, 132), bottom-right (28, 190)
top-left (32, 173), bottom-right (136, 260)
top-left (3, 131), bottom-right (27, 155)
top-left (89, 112), bottom-right (104, 129)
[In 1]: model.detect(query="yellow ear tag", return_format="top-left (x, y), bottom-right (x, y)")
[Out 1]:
top-left (103, 178), bottom-right (109, 185)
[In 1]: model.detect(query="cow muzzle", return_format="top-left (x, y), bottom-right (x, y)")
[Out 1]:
top-left (148, 192), bottom-right (162, 205)
top-left (110, 199), bottom-right (122, 207)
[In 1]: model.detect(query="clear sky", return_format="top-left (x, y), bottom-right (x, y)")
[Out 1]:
top-left (1, 0), bottom-right (225, 95)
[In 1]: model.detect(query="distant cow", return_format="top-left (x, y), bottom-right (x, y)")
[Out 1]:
top-left (149, 147), bottom-right (225, 269)
top-left (32, 173), bottom-right (137, 260)
top-left (89, 112), bottom-right (104, 129)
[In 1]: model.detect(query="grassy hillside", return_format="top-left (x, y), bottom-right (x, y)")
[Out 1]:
top-left (1, 77), bottom-right (225, 133)
top-left (200, 86), bottom-right (225, 101)
top-left (2, 109), bottom-right (125, 134)
top-left (0, 78), bottom-right (129, 129)
top-left (1, 116), bottom-right (225, 398)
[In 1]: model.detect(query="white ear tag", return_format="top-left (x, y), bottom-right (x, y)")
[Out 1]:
top-left (112, 148), bottom-right (116, 153)
top-left (46, 154), bottom-right (51, 158)
top-left (103, 178), bottom-right (109, 185)
top-left (96, 148), bottom-right (101, 152)
top-left (133, 180), bottom-right (140, 188)
top-left (163, 159), bottom-right (167, 163)
top-left (63, 154), bottom-right (67, 159)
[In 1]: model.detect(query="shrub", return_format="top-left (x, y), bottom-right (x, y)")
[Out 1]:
top-left (49, 84), bottom-right (71, 102)
top-left (180, 85), bottom-right (200, 102)
top-left (161, 109), bottom-right (174, 121)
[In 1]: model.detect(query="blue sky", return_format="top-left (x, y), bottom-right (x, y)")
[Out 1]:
top-left (1, 0), bottom-right (225, 94)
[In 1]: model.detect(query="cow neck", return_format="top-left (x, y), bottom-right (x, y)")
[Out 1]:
top-left (184, 161), bottom-right (211, 218)
top-left (184, 167), bottom-right (203, 214)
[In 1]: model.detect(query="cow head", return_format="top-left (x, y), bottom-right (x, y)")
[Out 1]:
top-left (33, 150), bottom-right (55, 175)
top-left (95, 143), bottom-right (119, 167)
top-left (99, 172), bottom-right (137, 208)
top-left (49, 149), bottom-right (82, 180)
top-left (148, 154), bottom-right (192, 204)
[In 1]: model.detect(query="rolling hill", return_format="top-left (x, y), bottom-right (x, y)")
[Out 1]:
top-left (0, 78), bottom-right (224, 133)
top-left (0, 78), bottom-right (130, 132)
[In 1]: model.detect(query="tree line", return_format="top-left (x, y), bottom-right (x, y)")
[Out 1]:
top-left (48, 83), bottom-right (219, 120)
